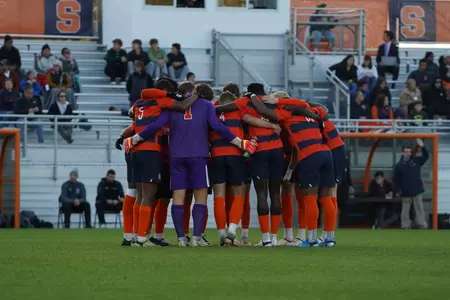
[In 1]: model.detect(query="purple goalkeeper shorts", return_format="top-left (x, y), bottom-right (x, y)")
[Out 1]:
top-left (170, 157), bottom-right (209, 190)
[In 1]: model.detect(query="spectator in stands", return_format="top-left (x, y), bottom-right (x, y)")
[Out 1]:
top-left (351, 79), bottom-right (369, 98)
top-left (148, 38), bottom-right (168, 80)
top-left (126, 60), bottom-right (154, 106)
top-left (127, 39), bottom-right (149, 76)
top-left (329, 55), bottom-right (357, 89)
top-left (20, 71), bottom-right (42, 97)
top-left (0, 79), bottom-right (19, 126)
top-left (368, 171), bottom-right (397, 229)
top-left (427, 84), bottom-right (450, 120)
top-left (35, 44), bottom-right (58, 89)
top-left (309, 3), bottom-right (336, 52)
top-left (186, 72), bottom-right (195, 82)
top-left (371, 94), bottom-right (393, 119)
top-left (47, 62), bottom-right (76, 110)
top-left (408, 59), bottom-right (434, 92)
top-left (399, 78), bottom-right (421, 117)
top-left (60, 169), bottom-right (92, 229)
top-left (408, 101), bottom-right (427, 127)
top-left (60, 48), bottom-right (81, 93)
top-left (376, 30), bottom-right (400, 88)
top-left (393, 139), bottom-right (428, 229)
top-left (357, 55), bottom-right (378, 92)
top-left (0, 35), bottom-right (21, 72)
top-left (438, 52), bottom-right (450, 89)
top-left (369, 77), bottom-right (391, 107)
top-left (48, 89), bottom-right (74, 144)
top-left (0, 60), bottom-right (20, 91)
top-left (167, 43), bottom-right (189, 82)
top-left (13, 85), bottom-right (44, 143)
top-left (350, 91), bottom-right (369, 119)
top-left (423, 78), bottom-right (447, 118)
top-left (423, 52), bottom-right (439, 79)
top-left (95, 169), bottom-right (124, 227)
top-left (104, 38), bottom-right (127, 85)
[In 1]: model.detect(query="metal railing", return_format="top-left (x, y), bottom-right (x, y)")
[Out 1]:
top-left (211, 30), bottom-right (272, 92)
top-left (332, 118), bottom-right (450, 133)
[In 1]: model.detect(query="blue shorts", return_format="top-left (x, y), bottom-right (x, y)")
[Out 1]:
top-left (209, 155), bottom-right (247, 186)
top-left (332, 145), bottom-right (347, 185)
top-left (131, 150), bottom-right (161, 184)
top-left (294, 150), bottom-right (334, 189)
top-left (170, 157), bottom-right (209, 190)
top-left (125, 152), bottom-right (134, 183)
top-left (250, 148), bottom-right (284, 181)
top-left (156, 163), bottom-right (172, 200)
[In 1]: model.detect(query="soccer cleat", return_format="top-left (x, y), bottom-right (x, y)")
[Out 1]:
top-left (121, 238), bottom-right (132, 246)
top-left (297, 239), bottom-right (319, 248)
top-left (262, 241), bottom-right (273, 247)
top-left (230, 239), bottom-right (243, 247)
top-left (254, 240), bottom-right (263, 247)
top-left (219, 235), bottom-right (227, 247)
top-left (325, 239), bottom-right (336, 248)
top-left (271, 238), bottom-right (278, 246)
top-left (287, 238), bottom-right (304, 246)
top-left (200, 236), bottom-right (212, 246)
top-left (191, 237), bottom-right (209, 247)
top-left (185, 235), bottom-right (191, 243)
top-left (241, 237), bottom-right (252, 246)
top-left (150, 237), bottom-right (170, 247)
top-left (178, 237), bottom-right (189, 247)
top-left (277, 238), bottom-right (294, 246)
top-left (160, 238), bottom-right (174, 246)
top-left (132, 239), bottom-right (156, 247)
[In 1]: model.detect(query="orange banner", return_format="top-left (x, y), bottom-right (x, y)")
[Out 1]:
top-left (0, 0), bottom-right (45, 35)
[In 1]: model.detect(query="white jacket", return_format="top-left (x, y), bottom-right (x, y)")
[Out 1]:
top-left (357, 65), bottom-right (378, 80)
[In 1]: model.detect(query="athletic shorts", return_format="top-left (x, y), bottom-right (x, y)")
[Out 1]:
top-left (332, 145), bottom-right (347, 185)
top-left (250, 148), bottom-right (284, 181)
top-left (209, 155), bottom-right (247, 186)
top-left (156, 163), bottom-right (172, 200)
top-left (131, 150), bottom-right (161, 184)
top-left (294, 150), bottom-right (334, 189)
top-left (170, 157), bottom-right (209, 190)
top-left (245, 159), bottom-right (252, 184)
top-left (125, 152), bottom-right (134, 183)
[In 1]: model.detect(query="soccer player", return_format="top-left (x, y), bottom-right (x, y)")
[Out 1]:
top-left (210, 91), bottom-right (281, 246)
top-left (249, 94), bottom-right (334, 247)
top-left (132, 83), bottom-right (258, 247)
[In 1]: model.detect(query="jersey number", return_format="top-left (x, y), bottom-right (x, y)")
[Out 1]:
top-left (184, 107), bottom-right (192, 120)
top-left (219, 112), bottom-right (225, 121)
top-left (305, 117), bottom-right (316, 123)
top-left (137, 107), bottom-right (144, 120)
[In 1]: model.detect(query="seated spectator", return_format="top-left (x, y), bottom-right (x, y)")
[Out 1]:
top-left (47, 62), bottom-right (76, 110)
top-left (13, 85), bottom-right (44, 143)
top-left (438, 52), bottom-right (450, 89)
top-left (357, 55), bottom-right (378, 91)
top-left (371, 94), bottom-right (393, 119)
top-left (59, 47), bottom-right (81, 93)
top-left (408, 101), bottom-right (427, 127)
top-left (369, 76), bottom-right (392, 107)
top-left (350, 79), bottom-right (369, 98)
top-left (0, 35), bottom-right (21, 73)
top-left (104, 38), bottom-right (127, 85)
top-left (399, 78), bottom-right (421, 117)
top-left (126, 60), bottom-right (154, 106)
top-left (350, 91), bottom-right (369, 119)
top-left (329, 55), bottom-right (357, 89)
top-left (376, 30), bottom-right (400, 87)
top-left (423, 78), bottom-right (446, 117)
top-left (423, 52), bottom-right (439, 79)
top-left (95, 169), bottom-right (124, 227)
top-left (167, 43), bottom-right (189, 82)
top-left (20, 71), bottom-right (43, 97)
top-left (309, 3), bottom-right (336, 51)
top-left (368, 171), bottom-right (397, 229)
top-left (186, 71), bottom-right (195, 82)
top-left (408, 59), bottom-right (434, 92)
top-left (127, 39), bottom-right (149, 76)
top-left (148, 38), bottom-right (168, 80)
top-left (0, 60), bottom-right (20, 91)
top-left (35, 44), bottom-right (58, 89)
top-left (428, 87), bottom-right (450, 120)
top-left (59, 169), bottom-right (92, 229)
top-left (48, 89), bottom-right (74, 143)
top-left (0, 79), bottom-right (20, 126)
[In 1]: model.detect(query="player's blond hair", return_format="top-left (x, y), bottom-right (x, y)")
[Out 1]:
top-left (272, 91), bottom-right (290, 98)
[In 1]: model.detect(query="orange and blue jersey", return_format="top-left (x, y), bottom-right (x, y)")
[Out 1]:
top-left (234, 96), bottom-right (282, 152)
top-left (312, 107), bottom-right (344, 150)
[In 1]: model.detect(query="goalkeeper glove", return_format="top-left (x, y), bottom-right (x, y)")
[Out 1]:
top-left (241, 139), bottom-right (258, 155)
top-left (123, 138), bottom-right (133, 153)
top-left (115, 136), bottom-right (124, 150)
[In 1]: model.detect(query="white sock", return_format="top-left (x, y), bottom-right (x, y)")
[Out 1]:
top-left (308, 229), bottom-right (317, 243)
top-left (326, 231), bottom-right (335, 240)
top-left (179, 236), bottom-right (187, 242)
top-left (297, 229), bottom-right (306, 241)
top-left (241, 228), bottom-right (249, 238)
top-left (228, 224), bottom-right (238, 235)
top-left (155, 233), bottom-right (164, 240)
top-left (137, 236), bottom-right (147, 242)
top-left (124, 233), bottom-right (133, 241)
top-left (284, 228), bottom-right (294, 241)
top-left (271, 234), bottom-right (277, 241)
top-left (133, 234), bottom-right (138, 241)
top-left (262, 232), bottom-right (270, 243)
top-left (126, 188), bottom-right (137, 197)
top-left (218, 229), bottom-right (226, 237)
top-left (193, 236), bottom-right (202, 241)
top-left (319, 231), bottom-right (326, 241)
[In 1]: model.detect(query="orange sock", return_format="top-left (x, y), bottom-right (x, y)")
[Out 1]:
top-left (229, 195), bottom-right (244, 225)
top-left (203, 206), bottom-right (208, 234)
top-left (281, 194), bottom-right (293, 228)
top-left (258, 215), bottom-right (270, 233)
top-left (225, 190), bottom-right (233, 227)
top-left (155, 200), bottom-right (169, 234)
top-left (320, 196), bottom-right (336, 232)
top-left (295, 188), bottom-right (306, 229)
top-left (214, 197), bottom-right (226, 230)
top-left (133, 203), bottom-right (141, 235)
top-left (242, 191), bottom-right (251, 229)
top-left (270, 214), bottom-right (281, 235)
top-left (303, 195), bottom-right (319, 230)
top-left (137, 205), bottom-right (152, 238)
top-left (184, 201), bottom-right (191, 235)
top-left (332, 196), bottom-right (338, 216)
top-left (147, 201), bottom-right (158, 234)
top-left (123, 195), bottom-right (136, 235)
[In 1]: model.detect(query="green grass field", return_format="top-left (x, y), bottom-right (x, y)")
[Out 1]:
top-left (1, 229), bottom-right (449, 300)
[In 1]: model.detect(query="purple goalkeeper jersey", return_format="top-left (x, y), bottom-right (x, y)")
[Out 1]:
top-left (138, 98), bottom-right (237, 158)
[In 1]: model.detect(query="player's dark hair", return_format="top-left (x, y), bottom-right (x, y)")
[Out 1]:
top-left (155, 79), bottom-right (175, 93)
top-left (384, 30), bottom-right (394, 41)
top-left (172, 43), bottom-right (181, 51)
top-left (222, 82), bottom-right (240, 99)
top-left (150, 38), bottom-right (158, 45)
top-left (247, 83), bottom-right (265, 96)
top-left (178, 81), bottom-right (195, 96)
top-left (219, 91), bottom-right (235, 105)
top-left (156, 76), bottom-right (178, 91)
top-left (107, 169), bottom-right (116, 176)
top-left (195, 83), bottom-right (215, 101)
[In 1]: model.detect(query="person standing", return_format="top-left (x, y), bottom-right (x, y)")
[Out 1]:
top-left (393, 138), bottom-right (429, 229)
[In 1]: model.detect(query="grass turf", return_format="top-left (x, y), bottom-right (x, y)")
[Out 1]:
top-left (1, 229), bottom-right (449, 300)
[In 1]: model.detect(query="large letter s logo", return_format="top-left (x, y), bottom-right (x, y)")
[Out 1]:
top-left (400, 5), bottom-right (425, 39)
top-left (57, 0), bottom-right (81, 34)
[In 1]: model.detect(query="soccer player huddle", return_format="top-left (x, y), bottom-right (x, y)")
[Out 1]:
top-left (116, 77), bottom-right (346, 248)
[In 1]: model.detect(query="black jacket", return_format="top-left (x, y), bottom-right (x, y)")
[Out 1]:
top-left (368, 180), bottom-right (393, 198)
top-left (423, 79), bottom-right (449, 116)
top-left (0, 90), bottom-right (19, 111)
top-left (126, 49), bottom-right (149, 65)
top-left (329, 60), bottom-right (358, 82)
top-left (376, 42), bottom-right (400, 65)
top-left (96, 178), bottom-right (124, 202)
top-left (393, 147), bottom-right (429, 197)
top-left (47, 102), bottom-right (73, 122)
top-left (0, 45), bottom-right (21, 68)
top-left (126, 71), bottom-right (154, 103)
top-left (167, 52), bottom-right (187, 70)
top-left (13, 96), bottom-right (42, 115)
